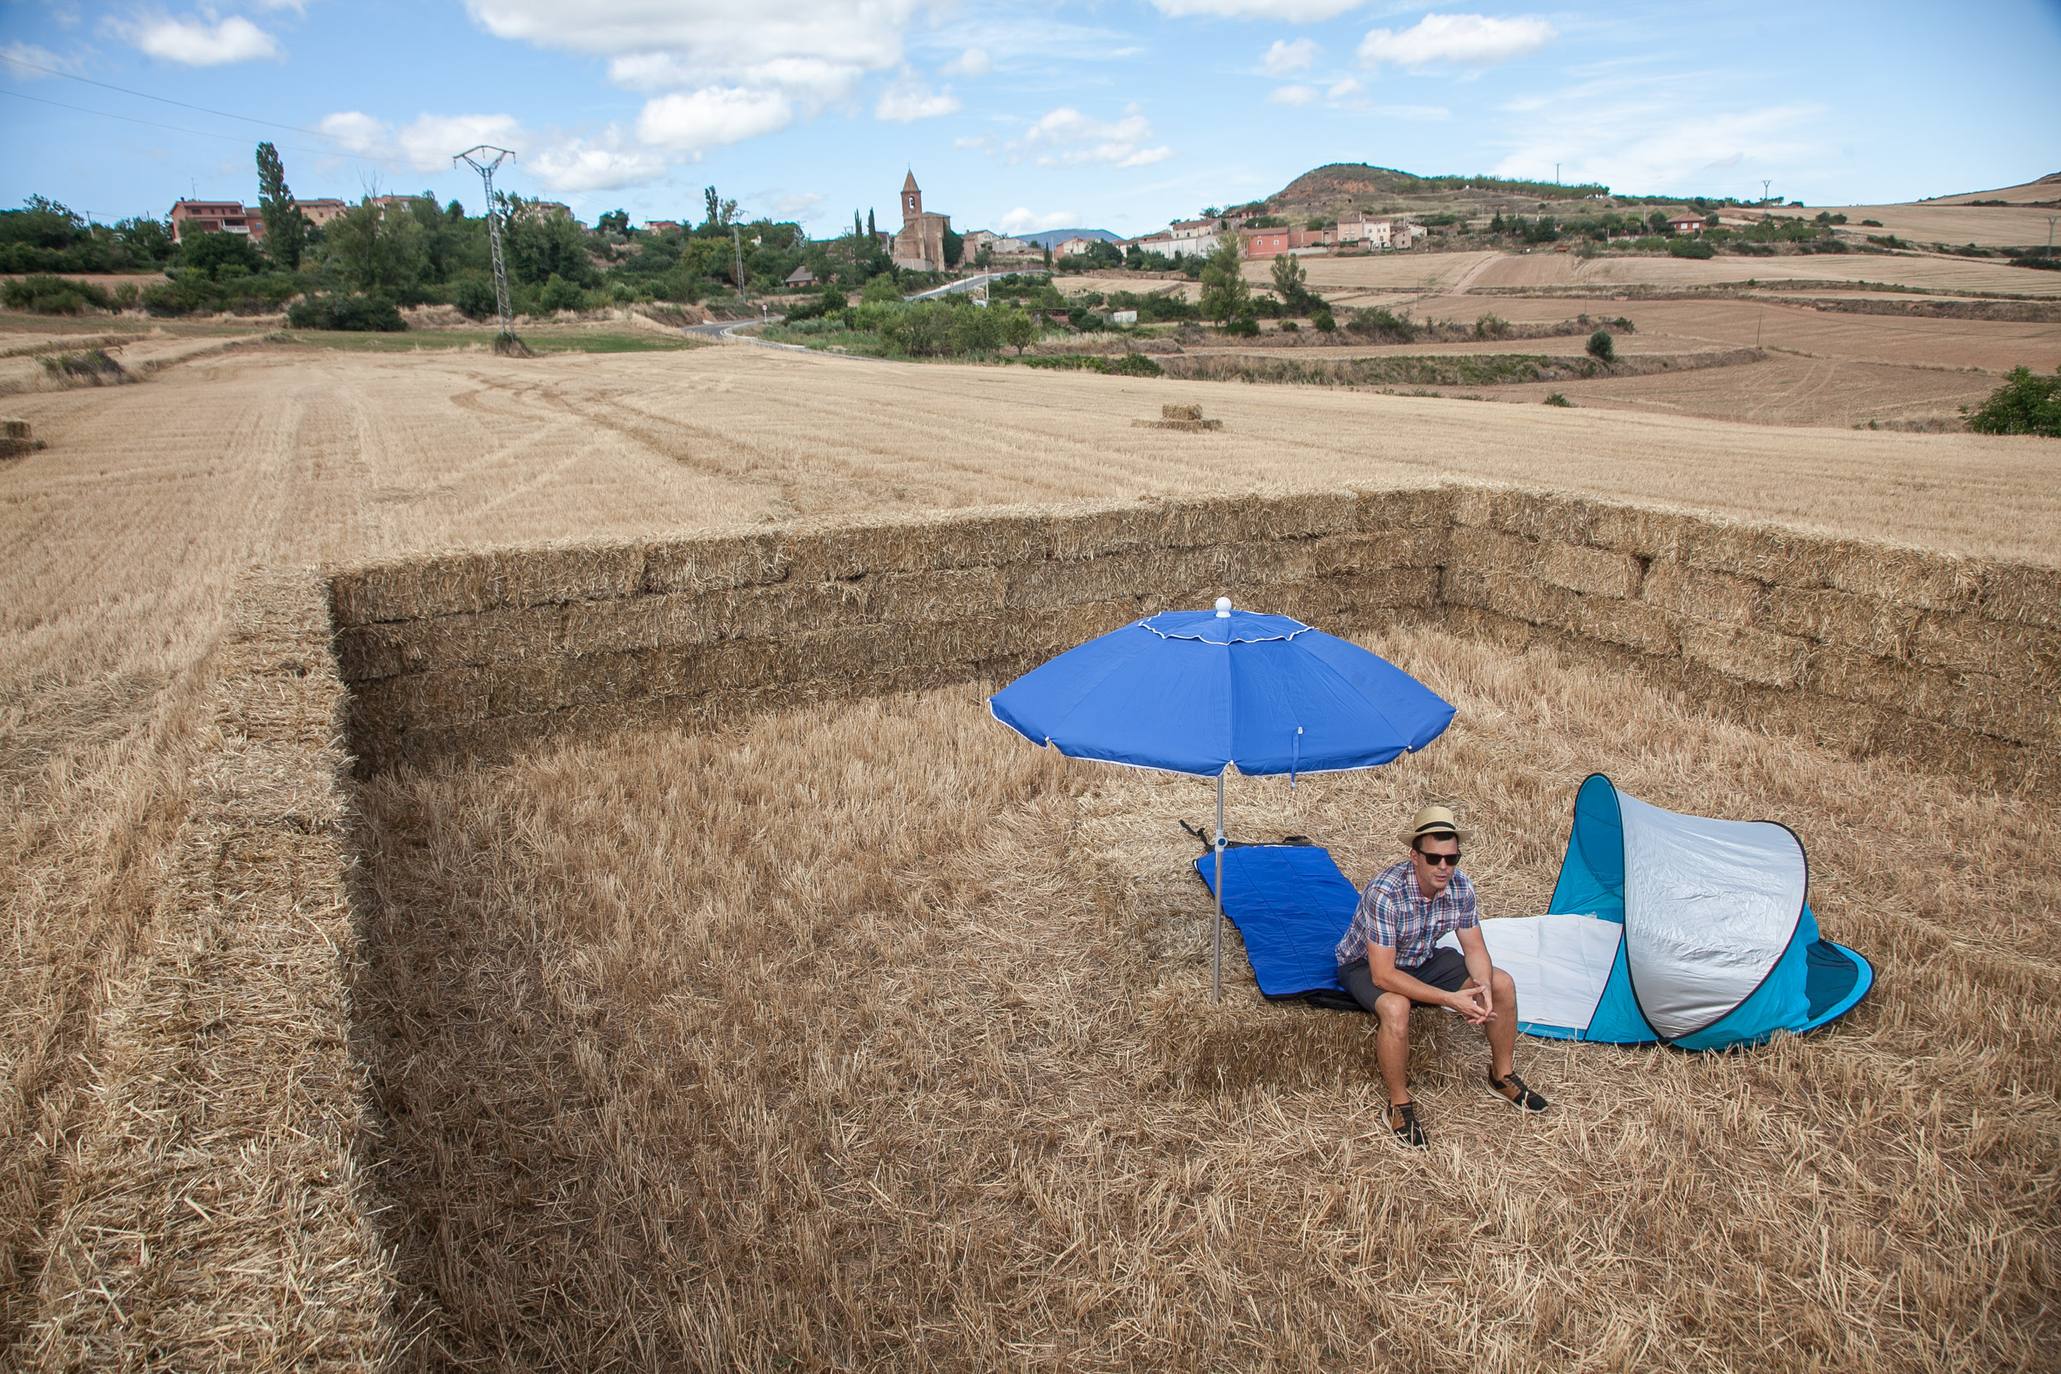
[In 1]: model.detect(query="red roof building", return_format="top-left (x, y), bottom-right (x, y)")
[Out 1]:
top-left (169, 199), bottom-right (263, 244)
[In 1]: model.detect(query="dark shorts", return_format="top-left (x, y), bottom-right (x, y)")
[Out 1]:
top-left (1337, 946), bottom-right (1470, 1019)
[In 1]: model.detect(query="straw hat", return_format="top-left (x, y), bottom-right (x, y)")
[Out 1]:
top-left (1402, 804), bottom-right (1466, 846)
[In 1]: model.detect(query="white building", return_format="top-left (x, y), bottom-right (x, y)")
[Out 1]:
top-left (1049, 236), bottom-right (1103, 259)
top-left (1335, 215), bottom-right (1428, 251)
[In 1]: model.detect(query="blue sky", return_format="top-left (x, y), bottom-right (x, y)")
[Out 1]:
top-left (2, 0), bottom-right (2057, 236)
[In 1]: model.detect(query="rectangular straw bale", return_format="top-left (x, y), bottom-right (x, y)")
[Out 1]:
top-left (643, 531), bottom-right (787, 594)
top-left (1979, 562), bottom-right (2061, 630)
top-left (1804, 642), bottom-right (1912, 713)
top-left (485, 655), bottom-right (574, 718)
top-left (552, 645), bottom-right (676, 709)
top-left (1446, 525), bottom-right (1539, 579)
top-left (1330, 567), bottom-right (1442, 615)
top-left (1819, 541), bottom-right (1981, 612)
top-left (1577, 595), bottom-right (1679, 657)
top-left (1678, 522), bottom-right (1825, 586)
top-left (1952, 676), bottom-right (2059, 745)
top-left (1908, 611), bottom-right (2061, 678)
top-left (1048, 499), bottom-right (1179, 562)
top-left (559, 595), bottom-right (668, 658)
top-left (675, 637), bottom-right (806, 696)
top-left (785, 510), bottom-right (1050, 581)
top-left (664, 579), bottom-right (866, 646)
top-left (1315, 527), bottom-right (1447, 576)
top-left (1756, 586), bottom-right (1916, 658)
top-left (1484, 489), bottom-right (1595, 545)
top-left (1, 417), bottom-right (29, 439)
top-left (864, 567), bottom-right (1008, 625)
top-left (1237, 491), bottom-right (1361, 543)
top-left (1679, 622), bottom-right (1806, 688)
top-left (1445, 605), bottom-right (1536, 651)
top-left (1641, 562), bottom-right (1757, 625)
top-left (1537, 542), bottom-right (1643, 599)
top-left (1151, 492), bottom-right (1281, 549)
top-left (1162, 403), bottom-right (1203, 421)
top-left (1448, 485), bottom-right (1495, 528)
top-left (1352, 485), bottom-right (1452, 532)
top-left (329, 555), bottom-right (495, 625)
top-left (1003, 546), bottom-right (1217, 611)
top-left (1584, 502), bottom-right (1697, 559)
top-left (485, 543), bottom-right (646, 610)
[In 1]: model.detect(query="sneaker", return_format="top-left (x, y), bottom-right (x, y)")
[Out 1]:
top-left (1386, 1101), bottom-right (1427, 1150)
top-left (1487, 1068), bottom-right (1549, 1113)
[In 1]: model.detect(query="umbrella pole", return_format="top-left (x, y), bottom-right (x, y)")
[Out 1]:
top-left (1212, 771), bottom-right (1226, 1003)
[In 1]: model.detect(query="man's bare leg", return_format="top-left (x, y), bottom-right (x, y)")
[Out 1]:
top-left (1486, 967), bottom-right (1519, 1088)
top-left (1375, 992), bottom-right (1412, 1104)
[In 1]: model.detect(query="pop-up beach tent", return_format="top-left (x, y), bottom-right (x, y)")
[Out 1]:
top-left (1197, 773), bottom-right (1872, 1050)
top-left (1470, 773), bottom-right (1874, 1050)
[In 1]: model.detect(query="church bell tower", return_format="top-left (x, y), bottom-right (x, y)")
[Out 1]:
top-left (902, 170), bottom-right (922, 225)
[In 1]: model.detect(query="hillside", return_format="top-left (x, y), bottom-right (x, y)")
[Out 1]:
top-left (1260, 162), bottom-right (1622, 221)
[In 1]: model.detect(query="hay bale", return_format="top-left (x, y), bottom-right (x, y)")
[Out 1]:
top-left (1679, 623), bottom-right (1807, 688)
top-left (1584, 502), bottom-right (1698, 559)
top-left (1327, 567), bottom-right (1442, 616)
top-left (1536, 542), bottom-right (1643, 599)
top-left (1162, 404), bottom-right (1203, 420)
top-left (560, 595), bottom-right (668, 658)
top-left (329, 557), bottom-right (496, 626)
top-left (1315, 528), bottom-right (1448, 576)
top-left (643, 531), bottom-right (788, 594)
top-left (784, 509), bottom-right (1051, 581)
top-left (1756, 586), bottom-right (1916, 658)
top-left (1445, 526), bottom-right (1540, 581)
top-left (1907, 612), bottom-right (2061, 679)
top-left (1577, 595), bottom-right (1679, 657)
top-left (1, 417), bottom-right (28, 439)
top-left (1979, 563), bottom-right (2061, 631)
top-left (1818, 541), bottom-right (1981, 612)
top-left (1484, 489), bottom-right (1597, 545)
top-left (1678, 522), bottom-right (1826, 586)
top-left (864, 567), bottom-right (1009, 624)
top-left (1352, 485), bottom-right (1453, 532)
top-left (1132, 417), bottom-right (1224, 431)
top-left (1641, 563), bottom-right (1758, 626)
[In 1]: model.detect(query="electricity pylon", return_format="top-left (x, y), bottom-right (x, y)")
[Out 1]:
top-left (454, 144), bottom-right (525, 353)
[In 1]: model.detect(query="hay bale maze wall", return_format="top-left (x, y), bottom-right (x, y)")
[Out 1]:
top-left (329, 486), bottom-right (2057, 790)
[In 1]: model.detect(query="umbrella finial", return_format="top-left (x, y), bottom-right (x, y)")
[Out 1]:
top-left (1214, 596), bottom-right (1232, 618)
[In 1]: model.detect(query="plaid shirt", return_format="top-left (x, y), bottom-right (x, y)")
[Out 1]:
top-left (1334, 858), bottom-right (1478, 969)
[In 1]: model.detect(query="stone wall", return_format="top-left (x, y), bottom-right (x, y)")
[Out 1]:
top-left (328, 485), bottom-right (2057, 789)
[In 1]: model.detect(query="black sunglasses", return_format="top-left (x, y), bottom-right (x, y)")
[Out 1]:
top-left (1414, 849), bottom-right (1461, 867)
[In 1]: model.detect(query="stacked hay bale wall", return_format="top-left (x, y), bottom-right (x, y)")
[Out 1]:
top-left (1439, 487), bottom-right (2056, 791)
top-left (329, 485), bottom-right (2056, 790)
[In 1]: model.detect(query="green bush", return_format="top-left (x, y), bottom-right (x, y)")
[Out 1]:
top-left (1586, 329), bottom-right (1615, 363)
top-left (1965, 366), bottom-right (2061, 436)
top-left (453, 274), bottom-right (499, 320)
top-left (1474, 312), bottom-right (1511, 340)
top-left (1667, 236), bottom-right (1714, 259)
top-left (1542, 392), bottom-right (1572, 407)
top-left (1347, 306), bottom-right (1417, 342)
top-left (1311, 308), bottom-right (1336, 334)
top-left (537, 274), bottom-right (587, 312)
top-left (1, 274), bottom-right (114, 314)
top-left (286, 292), bottom-right (405, 331)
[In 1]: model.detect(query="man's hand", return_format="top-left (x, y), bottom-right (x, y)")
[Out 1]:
top-left (1466, 974), bottom-right (1495, 1018)
top-left (1447, 983), bottom-right (1492, 1025)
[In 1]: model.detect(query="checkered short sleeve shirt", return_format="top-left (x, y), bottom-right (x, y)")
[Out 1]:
top-left (1334, 857), bottom-right (1478, 969)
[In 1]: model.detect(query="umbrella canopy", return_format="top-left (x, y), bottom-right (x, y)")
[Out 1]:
top-left (990, 604), bottom-right (1454, 777)
top-left (989, 599), bottom-right (1456, 999)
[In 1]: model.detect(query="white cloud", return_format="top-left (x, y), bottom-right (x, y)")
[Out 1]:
top-left (606, 53), bottom-right (864, 111)
top-left (396, 114), bottom-right (524, 172)
top-left (953, 134), bottom-right (995, 153)
top-left (1359, 13), bottom-right (1553, 69)
top-left (1491, 101), bottom-right (1820, 193)
top-left (637, 86), bottom-right (794, 154)
top-left (466, 0), bottom-right (920, 70)
top-left (317, 111), bottom-right (387, 154)
top-left (528, 129), bottom-right (667, 193)
top-left (766, 190), bottom-right (824, 221)
top-left (123, 14), bottom-right (283, 65)
top-left (942, 46), bottom-right (990, 77)
top-left (0, 42), bottom-right (71, 76)
top-left (1151, 0), bottom-right (1364, 20)
top-left (1326, 76), bottom-right (1362, 99)
top-left (996, 207), bottom-right (1078, 236)
top-left (1269, 84), bottom-right (1317, 106)
top-left (1261, 38), bottom-right (1317, 76)
top-left (1020, 104), bottom-right (1170, 169)
top-left (876, 72), bottom-right (960, 122)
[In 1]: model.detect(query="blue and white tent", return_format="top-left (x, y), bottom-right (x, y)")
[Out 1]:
top-left (1453, 774), bottom-right (1874, 1050)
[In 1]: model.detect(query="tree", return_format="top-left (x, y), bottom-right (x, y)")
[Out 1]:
top-left (178, 229), bottom-right (263, 279)
top-left (254, 141), bottom-right (307, 270)
top-left (1269, 252), bottom-right (1316, 314)
top-left (999, 304), bottom-right (1037, 354)
top-left (111, 216), bottom-right (174, 266)
top-left (597, 208), bottom-right (630, 235)
top-left (702, 186), bottom-right (737, 230)
top-left (867, 208), bottom-right (877, 238)
top-left (1965, 366), bottom-right (2061, 436)
top-left (1199, 238), bottom-right (1251, 327)
top-left (1586, 329), bottom-right (1615, 364)
top-left (943, 225), bottom-right (963, 268)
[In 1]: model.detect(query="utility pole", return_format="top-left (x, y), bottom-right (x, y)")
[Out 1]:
top-left (732, 224), bottom-right (747, 305)
top-left (1555, 162), bottom-right (1560, 186)
top-left (2047, 215), bottom-right (2058, 258)
top-left (1762, 179), bottom-right (1771, 206)
top-left (454, 145), bottom-right (525, 354)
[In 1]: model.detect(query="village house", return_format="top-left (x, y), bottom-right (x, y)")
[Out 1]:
top-left (299, 198), bottom-right (349, 228)
top-left (1667, 214), bottom-right (1707, 234)
top-left (891, 171), bottom-right (952, 272)
top-left (1048, 235), bottom-right (1102, 260)
top-left (784, 265), bottom-right (818, 289)
top-left (168, 199), bottom-right (262, 244)
top-left (643, 220), bottom-right (682, 234)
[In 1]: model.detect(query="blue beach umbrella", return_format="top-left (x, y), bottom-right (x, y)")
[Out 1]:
top-left (990, 597), bottom-right (1456, 999)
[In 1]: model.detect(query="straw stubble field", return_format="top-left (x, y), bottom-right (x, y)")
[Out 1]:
top-left (1, 335), bottom-right (2058, 1370)
top-left (352, 626), bottom-right (2059, 1371)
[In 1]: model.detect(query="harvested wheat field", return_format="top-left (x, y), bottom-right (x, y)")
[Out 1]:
top-left (350, 625), bottom-right (2060, 1371)
top-left (3, 336), bottom-right (2059, 1369)
top-left (1297, 250), bottom-right (2061, 299)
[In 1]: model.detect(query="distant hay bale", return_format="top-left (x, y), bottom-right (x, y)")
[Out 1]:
top-left (1161, 404), bottom-right (1203, 421)
top-left (1133, 402), bottom-right (1222, 431)
top-left (0, 415), bottom-right (37, 460)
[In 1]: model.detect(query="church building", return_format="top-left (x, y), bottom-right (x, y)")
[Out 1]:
top-left (891, 170), bottom-right (951, 272)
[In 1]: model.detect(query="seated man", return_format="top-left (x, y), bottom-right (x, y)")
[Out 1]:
top-left (1335, 804), bottom-right (1549, 1149)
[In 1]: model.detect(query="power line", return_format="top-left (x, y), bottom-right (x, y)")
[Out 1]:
top-left (0, 86), bottom-right (369, 165)
top-left (0, 50), bottom-right (359, 147)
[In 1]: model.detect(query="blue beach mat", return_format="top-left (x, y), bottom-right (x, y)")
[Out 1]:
top-left (1194, 842), bottom-right (1365, 1009)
